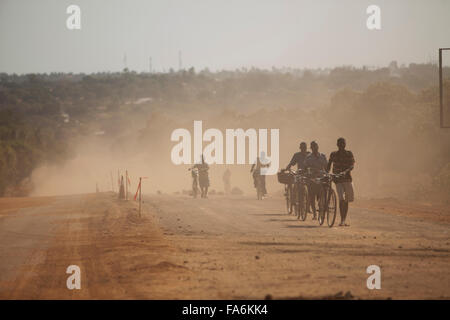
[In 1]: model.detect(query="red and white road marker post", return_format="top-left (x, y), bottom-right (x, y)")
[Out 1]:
top-left (134, 177), bottom-right (148, 217)
top-left (125, 170), bottom-right (129, 200)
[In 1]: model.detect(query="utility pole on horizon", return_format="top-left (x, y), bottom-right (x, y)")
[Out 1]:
top-left (123, 52), bottom-right (127, 71)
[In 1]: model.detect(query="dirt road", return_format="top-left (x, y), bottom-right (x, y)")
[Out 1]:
top-left (0, 193), bottom-right (449, 299)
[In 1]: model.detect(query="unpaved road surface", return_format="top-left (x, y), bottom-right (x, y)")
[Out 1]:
top-left (0, 193), bottom-right (449, 299)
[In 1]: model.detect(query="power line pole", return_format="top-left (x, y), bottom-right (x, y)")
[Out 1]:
top-left (178, 50), bottom-right (182, 71)
top-left (149, 56), bottom-right (152, 73)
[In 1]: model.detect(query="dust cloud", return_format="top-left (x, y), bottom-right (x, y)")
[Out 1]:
top-left (29, 81), bottom-right (450, 203)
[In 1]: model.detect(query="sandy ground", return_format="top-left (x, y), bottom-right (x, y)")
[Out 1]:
top-left (0, 192), bottom-right (449, 299)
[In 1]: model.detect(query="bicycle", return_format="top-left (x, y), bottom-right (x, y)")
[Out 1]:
top-left (285, 184), bottom-right (292, 213)
top-left (290, 169), bottom-right (309, 221)
top-left (317, 172), bottom-right (343, 227)
top-left (188, 167), bottom-right (199, 198)
top-left (277, 169), bottom-right (294, 214)
top-left (255, 174), bottom-right (264, 200)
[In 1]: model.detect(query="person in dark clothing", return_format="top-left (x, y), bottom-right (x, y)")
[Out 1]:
top-left (286, 142), bottom-right (310, 171)
top-left (194, 155), bottom-right (210, 198)
top-left (304, 141), bottom-right (328, 219)
top-left (327, 137), bottom-right (355, 226)
top-left (251, 156), bottom-right (270, 197)
top-left (286, 141), bottom-right (311, 212)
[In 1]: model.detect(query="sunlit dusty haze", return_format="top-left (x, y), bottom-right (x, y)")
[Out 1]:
top-left (1, 0), bottom-right (450, 74)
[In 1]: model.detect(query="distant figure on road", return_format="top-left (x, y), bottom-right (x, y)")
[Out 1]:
top-left (223, 168), bottom-right (231, 195)
top-left (251, 154), bottom-right (270, 197)
top-left (194, 154), bottom-right (210, 198)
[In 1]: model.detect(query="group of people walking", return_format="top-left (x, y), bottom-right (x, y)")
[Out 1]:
top-left (285, 138), bottom-right (355, 226)
top-left (188, 137), bottom-right (355, 227)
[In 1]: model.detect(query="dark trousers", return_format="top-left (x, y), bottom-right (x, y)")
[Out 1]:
top-left (307, 182), bottom-right (323, 213)
top-left (253, 173), bottom-right (267, 195)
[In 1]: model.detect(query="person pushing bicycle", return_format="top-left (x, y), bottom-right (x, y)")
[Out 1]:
top-left (304, 141), bottom-right (328, 219)
top-left (194, 154), bottom-right (210, 198)
top-left (286, 141), bottom-right (311, 212)
top-left (286, 141), bottom-right (310, 171)
top-left (327, 137), bottom-right (355, 227)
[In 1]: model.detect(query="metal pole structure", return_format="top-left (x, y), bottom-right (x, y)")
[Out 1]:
top-left (139, 177), bottom-right (142, 218)
top-left (439, 48), bottom-right (450, 128)
top-left (440, 48), bottom-right (443, 128)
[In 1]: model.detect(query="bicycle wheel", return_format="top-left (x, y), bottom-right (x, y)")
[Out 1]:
top-left (300, 184), bottom-right (308, 221)
top-left (326, 188), bottom-right (337, 227)
top-left (192, 181), bottom-right (198, 198)
top-left (285, 185), bottom-right (292, 214)
top-left (317, 189), bottom-right (326, 225)
top-left (293, 184), bottom-right (300, 219)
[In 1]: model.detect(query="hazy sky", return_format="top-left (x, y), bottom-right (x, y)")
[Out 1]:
top-left (0, 0), bottom-right (449, 74)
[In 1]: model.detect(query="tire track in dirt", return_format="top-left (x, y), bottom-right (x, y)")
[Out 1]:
top-left (142, 194), bottom-right (450, 299)
top-left (1, 193), bottom-right (190, 299)
top-left (1, 193), bottom-right (449, 299)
